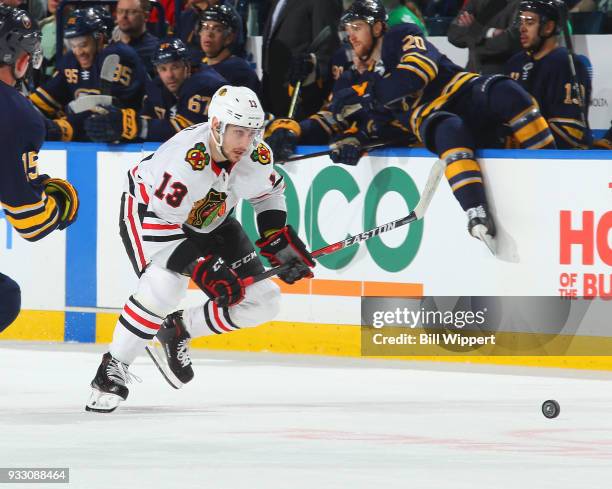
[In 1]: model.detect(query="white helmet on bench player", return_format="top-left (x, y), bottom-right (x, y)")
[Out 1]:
top-left (208, 85), bottom-right (265, 154)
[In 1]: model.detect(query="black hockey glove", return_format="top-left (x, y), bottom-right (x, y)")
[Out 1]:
top-left (330, 131), bottom-right (368, 166)
top-left (265, 118), bottom-right (301, 162)
top-left (329, 82), bottom-right (379, 123)
top-left (256, 225), bottom-right (315, 284)
top-left (41, 176), bottom-right (79, 230)
top-left (190, 255), bottom-right (245, 307)
top-left (288, 52), bottom-right (317, 86)
top-left (85, 105), bottom-right (143, 143)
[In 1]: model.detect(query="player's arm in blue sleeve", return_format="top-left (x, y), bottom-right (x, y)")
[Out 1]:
top-left (296, 69), bottom-right (357, 144)
top-left (373, 28), bottom-right (441, 105)
top-left (106, 46), bottom-right (147, 110)
top-left (0, 138), bottom-right (60, 242)
top-left (29, 68), bottom-right (71, 118)
top-left (546, 54), bottom-right (592, 149)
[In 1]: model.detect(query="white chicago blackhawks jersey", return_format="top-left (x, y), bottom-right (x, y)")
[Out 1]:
top-left (126, 122), bottom-right (286, 234)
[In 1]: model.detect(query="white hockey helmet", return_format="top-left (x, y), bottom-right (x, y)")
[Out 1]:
top-left (209, 85), bottom-right (264, 129)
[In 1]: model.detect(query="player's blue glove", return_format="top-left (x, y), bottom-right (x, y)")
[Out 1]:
top-left (330, 131), bottom-right (368, 166)
top-left (328, 80), bottom-right (381, 123)
top-left (84, 105), bottom-right (142, 143)
top-left (41, 176), bottom-right (79, 230)
top-left (265, 118), bottom-right (301, 162)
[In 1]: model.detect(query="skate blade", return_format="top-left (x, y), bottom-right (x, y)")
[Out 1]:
top-left (145, 342), bottom-right (183, 390)
top-left (85, 388), bottom-right (123, 413)
top-left (471, 224), bottom-right (497, 256)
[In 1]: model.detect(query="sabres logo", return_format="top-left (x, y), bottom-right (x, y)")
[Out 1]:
top-left (188, 190), bottom-right (227, 228)
top-left (184, 142), bottom-right (210, 171)
top-left (250, 143), bottom-right (271, 165)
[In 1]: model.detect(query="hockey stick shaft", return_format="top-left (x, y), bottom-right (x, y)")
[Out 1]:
top-left (99, 54), bottom-right (120, 96)
top-left (243, 159), bottom-right (445, 287)
top-left (281, 138), bottom-right (404, 164)
top-left (559, 8), bottom-right (587, 126)
top-left (287, 25), bottom-right (333, 119)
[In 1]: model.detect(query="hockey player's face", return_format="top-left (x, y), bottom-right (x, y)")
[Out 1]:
top-left (68, 36), bottom-right (98, 70)
top-left (199, 21), bottom-right (232, 58)
top-left (344, 20), bottom-right (374, 58)
top-left (157, 61), bottom-right (190, 94)
top-left (519, 12), bottom-right (541, 50)
top-left (222, 124), bottom-right (259, 163)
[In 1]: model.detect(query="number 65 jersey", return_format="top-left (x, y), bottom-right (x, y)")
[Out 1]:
top-left (126, 122), bottom-right (286, 241)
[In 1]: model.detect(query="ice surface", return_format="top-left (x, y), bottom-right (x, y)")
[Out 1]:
top-left (1, 343), bottom-right (611, 489)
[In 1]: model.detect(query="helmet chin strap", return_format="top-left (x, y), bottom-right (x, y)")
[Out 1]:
top-left (210, 121), bottom-right (229, 160)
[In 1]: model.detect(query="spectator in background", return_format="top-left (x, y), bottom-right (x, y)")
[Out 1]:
top-left (30, 7), bottom-right (146, 141)
top-left (424, 0), bottom-right (461, 17)
top-left (85, 38), bottom-right (227, 142)
top-left (37, 0), bottom-right (60, 82)
top-left (177, 0), bottom-right (246, 62)
top-left (447, 0), bottom-right (522, 73)
top-left (261, 0), bottom-right (342, 119)
top-left (113, 0), bottom-right (159, 76)
top-left (197, 5), bottom-right (260, 93)
top-left (388, 0), bottom-right (428, 34)
top-left (505, 0), bottom-right (591, 148)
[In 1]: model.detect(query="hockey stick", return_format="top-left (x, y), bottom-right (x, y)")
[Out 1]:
top-left (559, 6), bottom-right (587, 127)
top-left (99, 54), bottom-right (120, 96)
top-left (287, 25), bottom-right (333, 119)
top-left (278, 137), bottom-right (406, 164)
top-left (243, 159), bottom-right (445, 287)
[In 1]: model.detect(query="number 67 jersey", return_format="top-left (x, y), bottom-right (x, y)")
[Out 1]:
top-left (125, 122), bottom-right (285, 249)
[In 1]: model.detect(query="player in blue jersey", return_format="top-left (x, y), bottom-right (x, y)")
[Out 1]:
top-left (196, 5), bottom-right (260, 94)
top-left (323, 0), bottom-right (558, 251)
top-left (29, 7), bottom-right (146, 141)
top-left (266, 10), bottom-right (406, 162)
top-left (84, 38), bottom-right (227, 142)
top-left (0, 5), bottom-right (79, 332)
top-left (505, 0), bottom-right (592, 149)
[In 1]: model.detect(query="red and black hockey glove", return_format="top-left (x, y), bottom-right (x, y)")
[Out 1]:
top-left (190, 255), bottom-right (245, 307)
top-left (256, 225), bottom-right (315, 284)
top-left (42, 176), bottom-right (79, 230)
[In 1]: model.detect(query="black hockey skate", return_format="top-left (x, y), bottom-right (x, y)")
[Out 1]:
top-left (145, 311), bottom-right (194, 389)
top-left (467, 204), bottom-right (497, 255)
top-left (85, 352), bottom-right (140, 413)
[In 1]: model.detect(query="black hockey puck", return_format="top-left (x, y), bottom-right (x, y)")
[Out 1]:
top-left (542, 400), bottom-right (560, 418)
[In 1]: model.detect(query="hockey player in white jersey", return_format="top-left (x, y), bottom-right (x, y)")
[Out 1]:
top-left (86, 85), bottom-right (315, 413)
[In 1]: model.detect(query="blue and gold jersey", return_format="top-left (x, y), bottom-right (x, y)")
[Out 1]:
top-left (330, 44), bottom-right (353, 82)
top-left (199, 55), bottom-right (260, 95)
top-left (30, 42), bottom-right (147, 118)
top-left (505, 47), bottom-right (592, 149)
top-left (0, 81), bottom-right (60, 242)
top-left (373, 23), bottom-right (478, 137)
top-left (141, 67), bottom-right (227, 141)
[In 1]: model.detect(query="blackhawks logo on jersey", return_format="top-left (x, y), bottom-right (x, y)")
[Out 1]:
top-left (188, 189), bottom-right (228, 228)
top-left (250, 143), bottom-right (271, 165)
top-left (185, 143), bottom-right (210, 171)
